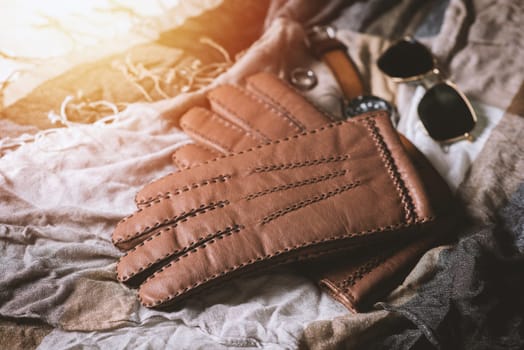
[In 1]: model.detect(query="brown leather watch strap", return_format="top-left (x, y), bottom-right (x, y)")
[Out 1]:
top-left (323, 49), bottom-right (364, 100)
top-left (308, 29), bottom-right (365, 100)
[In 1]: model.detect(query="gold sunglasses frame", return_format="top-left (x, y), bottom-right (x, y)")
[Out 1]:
top-left (380, 36), bottom-right (478, 143)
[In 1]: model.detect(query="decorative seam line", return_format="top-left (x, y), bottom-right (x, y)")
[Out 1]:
top-left (337, 255), bottom-right (387, 291)
top-left (115, 200), bottom-right (230, 244)
top-left (136, 174), bottom-right (231, 207)
top-left (208, 93), bottom-right (271, 142)
top-left (362, 117), bottom-right (416, 223)
top-left (141, 217), bottom-right (435, 307)
top-left (182, 121), bottom-right (235, 154)
top-left (172, 144), bottom-right (221, 170)
top-left (207, 109), bottom-right (261, 143)
top-left (261, 182), bottom-right (360, 225)
top-left (118, 224), bottom-right (243, 282)
top-left (132, 171), bottom-right (178, 206)
top-left (231, 85), bottom-right (303, 133)
top-left (194, 120), bottom-right (347, 169)
top-left (245, 82), bottom-right (308, 131)
top-left (245, 170), bottom-right (347, 200)
top-left (140, 224), bottom-right (245, 298)
top-left (254, 155), bottom-right (349, 173)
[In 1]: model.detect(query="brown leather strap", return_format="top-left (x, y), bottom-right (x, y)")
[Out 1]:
top-left (308, 34), bottom-right (365, 100)
top-left (322, 50), bottom-right (364, 100)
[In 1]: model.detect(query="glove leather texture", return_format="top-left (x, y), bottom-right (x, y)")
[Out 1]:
top-left (165, 72), bottom-right (454, 311)
top-left (112, 107), bottom-right (447, 309)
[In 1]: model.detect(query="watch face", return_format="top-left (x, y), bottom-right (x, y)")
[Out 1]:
top-left (344, 95), bottom-right (397, 124)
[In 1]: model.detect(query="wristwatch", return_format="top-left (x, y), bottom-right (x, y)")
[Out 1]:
top-left (344, 95), bottom-right (398, 123)
top-left (306, 25), bottom-right (397, 124)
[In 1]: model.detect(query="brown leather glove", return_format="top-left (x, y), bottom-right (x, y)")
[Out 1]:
top-left (170, 72), bottom-right (335, 170)
top-left (112, 110), bottom-right (446, 309)
top-left (161, 72), bottom-right (454, 311)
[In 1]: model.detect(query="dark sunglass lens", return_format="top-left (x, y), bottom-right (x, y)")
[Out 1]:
top-left (378, 39), bottom-right (434, 78)
top-left (418, 83), bottom-right (476, 141)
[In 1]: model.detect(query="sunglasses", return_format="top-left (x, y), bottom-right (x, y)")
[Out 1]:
top-left (377, 36), bottom-right (477, 143)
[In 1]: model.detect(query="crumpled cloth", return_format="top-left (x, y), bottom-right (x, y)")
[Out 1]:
top-left (377, 181), bottom-right (524, 350)
top-left (0, 104), bottom-right (346, 348)
top-left (1, 0), bottom-right (523, 349)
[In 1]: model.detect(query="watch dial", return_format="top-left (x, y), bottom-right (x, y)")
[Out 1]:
top-left (344, 95), bottom-right (398, 125)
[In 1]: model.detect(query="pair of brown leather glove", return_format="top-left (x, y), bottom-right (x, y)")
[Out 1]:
top-left (112, 72), bottom-right (454, 310)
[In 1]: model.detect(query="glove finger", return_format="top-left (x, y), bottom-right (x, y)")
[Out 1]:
top-left (127, 129), bottom-right (353, 251)
top-left (171, 143), bottom-right (220, 170)
top-left (116, 206), bottom-right (240, 284)
top-left (179, 107), bottom-right (261, 154)
top-left (208, 84), bottom-right (304, 140)
top-left (246, 72), bottom-right (336, 128)
top-left (140, 117), bottom-right (361, 208)
top-left (138, 224), bottom-right (256, 308)
top-left (113, 181), bottom-right (232, 250)
top-left (173, 73), bottom-right (336, 172)
top-left (137, 163), bottom-right (405, 309)
top-left (135, 167), bottom-right (233, 208)
top-left (133, 113), bottom-right (432, 308)
top-left (120, 164), bottom-right (356, 284)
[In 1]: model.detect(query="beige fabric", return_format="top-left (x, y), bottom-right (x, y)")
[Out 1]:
top-left (58, 268), bottom-right (138, 331)
top-left (0, 318), bottom-right (52, 350)
top-left (301, 246), bottom-right (448, 350)
top-left (1, 44), bottom-right (185, 129)
top-left (0, 0), bottom-right (222, 110)
top-left (0, 0), bottom-right (522, 348)
top-left (457, 85), bottom-right (524, 224)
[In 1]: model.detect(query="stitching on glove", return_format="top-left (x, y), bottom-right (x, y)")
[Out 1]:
top-left (362, 117), bottom-right (417, 223)
top-left (118, 224), bottom-right (243, 282)
top-left (247, 82), bottom-right (307, 130)
top-left (261, 182), bottom-right (360, 225)
top-left (142, 217), bottom-right (435, 307)
top-left (114, 200), bottom-right (230, 245)
top-left (135, 174), bottom-right (231, 207)
top-left (233, 86), bottom-right (306, 132)
top-left (139, 114), bottom-right (431, 307)
top-left (133, 171), bottom-right (179, 205)
top-left (337, 255), bottom-right (388, 291)
top-left (182, 120), bottom-right (236, 154)
top-left (245, 170), bottom-right (347, 200)
top-left (208, 90), bottom-right (272, 142)
top-left (205, 109), bottom-right (261, 143)
top-left (193, 120), bottom-right (346, 169)
top-left (253, 155), bottom-right (349, 173)
top-left (172, 144), bottom-right (221, 170)
top-left (254, 73), bottom-right (339, 123)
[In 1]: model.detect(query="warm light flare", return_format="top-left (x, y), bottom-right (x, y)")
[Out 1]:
top-left (0, 0), bottom-right (181, 59)
top-left (0, 0), bottom-right (224, 112)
